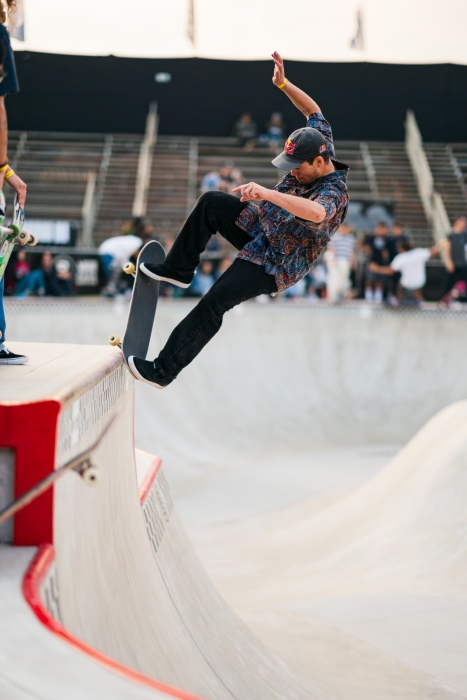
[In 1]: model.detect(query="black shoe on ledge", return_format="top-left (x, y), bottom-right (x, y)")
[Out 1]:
top-left (140, 262), bottom-right (194, 289)
top-left (128, 356), bottom-right (174, 389)
top-left (0, 346), bottom-right (29, 365)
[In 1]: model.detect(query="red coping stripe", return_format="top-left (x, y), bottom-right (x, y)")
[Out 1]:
top-left (138, 456), bottom-right (163, 504)
top-left (23, 544), bottom-right (208, 700)
top-left (22, 455), bottom-right (207, 700)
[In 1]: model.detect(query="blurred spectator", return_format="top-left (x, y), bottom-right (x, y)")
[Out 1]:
top-left (368, 239), bottom-right (446, 307)
top-left (218, 161), bottom-right (243, 193)
top-left (186, 260), bottom-right (215, 297)
top-left (324, 224), bottom-right (356, 304)
top-left (284, 278), bottom-right (306, 298)
top-left (305, 261), bottom-right (327, 299)
top-left (140, 220), bottom-right (158, 245)
top-left (52, 256), bottom-right (75, 297)
top-left (99, 229), bottom-right (143, 297)
top-left (201, 161), bottom-right (243, 195)
top-left (200, 170), bottom-right (222, 194)
top-left (386, 222), bottom-right (409, 304)
top-left (119, 217), bottom-right (158, 245)
top-left (387, 222), bottom-right (409, 259)
top-left (232, 111), bottom-right (258, 149)
top-left (363, 222), bottom-right (390, 303)
top-left (15, 252), bottom-right (75, 297)
top-left (262, 112), bottom-right (286, 151)
top-left (442, 216), bottom-right (467, 303)
top-left (14, 249), bottom-right (30, 284)
top-left (215, 256), bottom-right (233, 279)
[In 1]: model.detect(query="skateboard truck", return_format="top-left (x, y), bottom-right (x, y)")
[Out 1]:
top-left (108, 261), bottom-right (136, 349)
top-left (1, 195), bottom-right (39, 283)
top-left (74, 457), bottom-right (101, 486)
top-left (0, 225), bottom-right (38, 247)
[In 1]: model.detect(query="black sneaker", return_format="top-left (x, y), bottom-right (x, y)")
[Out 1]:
top-left (140, 262), bottom-right (194, 289)
top-left (128, 356), bottom-right (174, 389)
top-left (0, 346), bottom-right (29, 365)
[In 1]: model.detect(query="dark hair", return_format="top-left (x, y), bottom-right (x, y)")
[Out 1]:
top-left (307, 151), bottom-right (331, 166)
top-left (398, 240), bottom-right (413, 252)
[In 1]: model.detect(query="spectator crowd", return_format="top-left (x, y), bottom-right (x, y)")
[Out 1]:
top-left (5, 214), bottom-right (467, 308)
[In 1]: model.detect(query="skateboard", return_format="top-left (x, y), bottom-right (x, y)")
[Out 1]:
top-left (109, 240), bottom-right (165, 374)
top-left (0, 193), bottom-right (38, 282)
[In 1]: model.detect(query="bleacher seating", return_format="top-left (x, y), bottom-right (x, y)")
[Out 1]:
top-left (95, 135), bottom-right (141, 241)
top-left (6, 131), bottom-right (106, 222)
top-left (146, 136), bottom-right (193, 243)
top-left (425, 143), bottom-right (467, 223)
top-left (7, 130), bottom-right (467, 251)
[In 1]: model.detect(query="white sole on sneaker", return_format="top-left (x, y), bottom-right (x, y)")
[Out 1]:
top-left (139, 263), bottom-right (192, 288)
top-left (0, 355), bottom-right (29, 365)
top-left (128, 356), bottom-right (165, 389)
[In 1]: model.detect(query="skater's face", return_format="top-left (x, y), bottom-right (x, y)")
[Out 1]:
top-left (290, 156), bottom-right (330, 185)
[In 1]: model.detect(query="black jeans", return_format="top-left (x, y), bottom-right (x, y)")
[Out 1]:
top-left (157, 191), bottom-right (277, 379)
top-left (443, 267), bottom-right (467, 300)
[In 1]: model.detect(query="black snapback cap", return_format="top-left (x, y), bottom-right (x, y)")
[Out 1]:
top-left (272, 127), bottom-right (328, 170)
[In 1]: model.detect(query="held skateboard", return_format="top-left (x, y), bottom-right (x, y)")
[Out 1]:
top-left (109, 240), bottom-right (166, 374)
top-left (0, 193), bottom-right (38, 282)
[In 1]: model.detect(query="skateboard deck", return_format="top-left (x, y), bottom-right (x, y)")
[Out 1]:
top-left (0, 193), bottom-right (37, 282)
top-left (110, 240), bottom-right (165, 372)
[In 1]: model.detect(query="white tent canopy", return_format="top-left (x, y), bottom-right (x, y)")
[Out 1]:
top-left (10, 0), bottom-right (467, 65)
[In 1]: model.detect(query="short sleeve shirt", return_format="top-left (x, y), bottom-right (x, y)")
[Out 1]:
top-left (448, 232), bottom-right (467, 269)
top-left (330, 232), bottom-right (355, 260)
top-left (0, 24), bottom-right (19, 96)
top-left (363, 234), bottom-right (390, 265)
top-left (391, 248), bottom-right (430, 290)
top-left (235, 112), bottom-right (349, 292)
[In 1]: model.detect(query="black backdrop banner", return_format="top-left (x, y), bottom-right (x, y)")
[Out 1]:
top-left (8, 52), bottom-right (467, 142)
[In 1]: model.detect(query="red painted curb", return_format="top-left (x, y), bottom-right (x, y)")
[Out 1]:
top-left (23, 544), bottom-right (208, 700)
top-left (139, 456), bottom-right (162, 504)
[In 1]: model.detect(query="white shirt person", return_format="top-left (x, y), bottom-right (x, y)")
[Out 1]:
top-left (368, 238), bottom-right (447, 302)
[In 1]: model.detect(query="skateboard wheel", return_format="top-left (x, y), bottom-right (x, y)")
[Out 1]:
top-left (26, 233), bottom-right (38, 247)
top-left (108, 334), bottom-right (121, 347)
top-left (123, 262), bottom-right (135, 275)
top-left (81, 465), bottom-right (100, 486)
top-left (18, 231), bottom-right (30, 245)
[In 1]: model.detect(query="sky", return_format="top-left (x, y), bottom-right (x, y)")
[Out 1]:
top-left (9, 0), bottom-right (467, 65)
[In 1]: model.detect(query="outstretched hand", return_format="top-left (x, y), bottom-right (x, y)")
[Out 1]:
top-left (232, 182), bottom-right (269, 202)
top-left (271, 51), bottom-right (285, 87)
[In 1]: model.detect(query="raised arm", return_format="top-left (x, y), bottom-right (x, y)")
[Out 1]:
top-left (272, 51), bottom-right (320, 118)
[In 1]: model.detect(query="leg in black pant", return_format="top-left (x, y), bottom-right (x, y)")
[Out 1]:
top-left (165, 191), bottom-right (251, 276)
top-left (158, 257), bottom-right (277, 379)
top-left (129, 191), bottom-right (278, 387)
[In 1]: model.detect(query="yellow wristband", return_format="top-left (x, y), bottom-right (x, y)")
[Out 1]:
top-left (0, 163), bottom-right (8, 172)
top-left (277, 78), bottom-right (288, 89)
top-left (5, 168), bottom-right (15, 179)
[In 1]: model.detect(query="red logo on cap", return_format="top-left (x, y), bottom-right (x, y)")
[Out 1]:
top-left (319, 143), bottom-right (326, 153)
top-left (284, 139), bottom-right (296, 155)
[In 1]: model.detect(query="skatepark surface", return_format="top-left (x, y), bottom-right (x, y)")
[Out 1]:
top-left (2, 299), bottom-right (467, 698)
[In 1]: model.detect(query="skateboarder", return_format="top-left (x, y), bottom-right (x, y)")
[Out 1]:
top-left (129, 51), bottom-right (349, 388)
top-left (0, 5), bottom-right (28, 365)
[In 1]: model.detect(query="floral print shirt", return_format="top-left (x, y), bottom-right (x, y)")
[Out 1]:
top-left (236, 112), bottom-right (349, 292)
